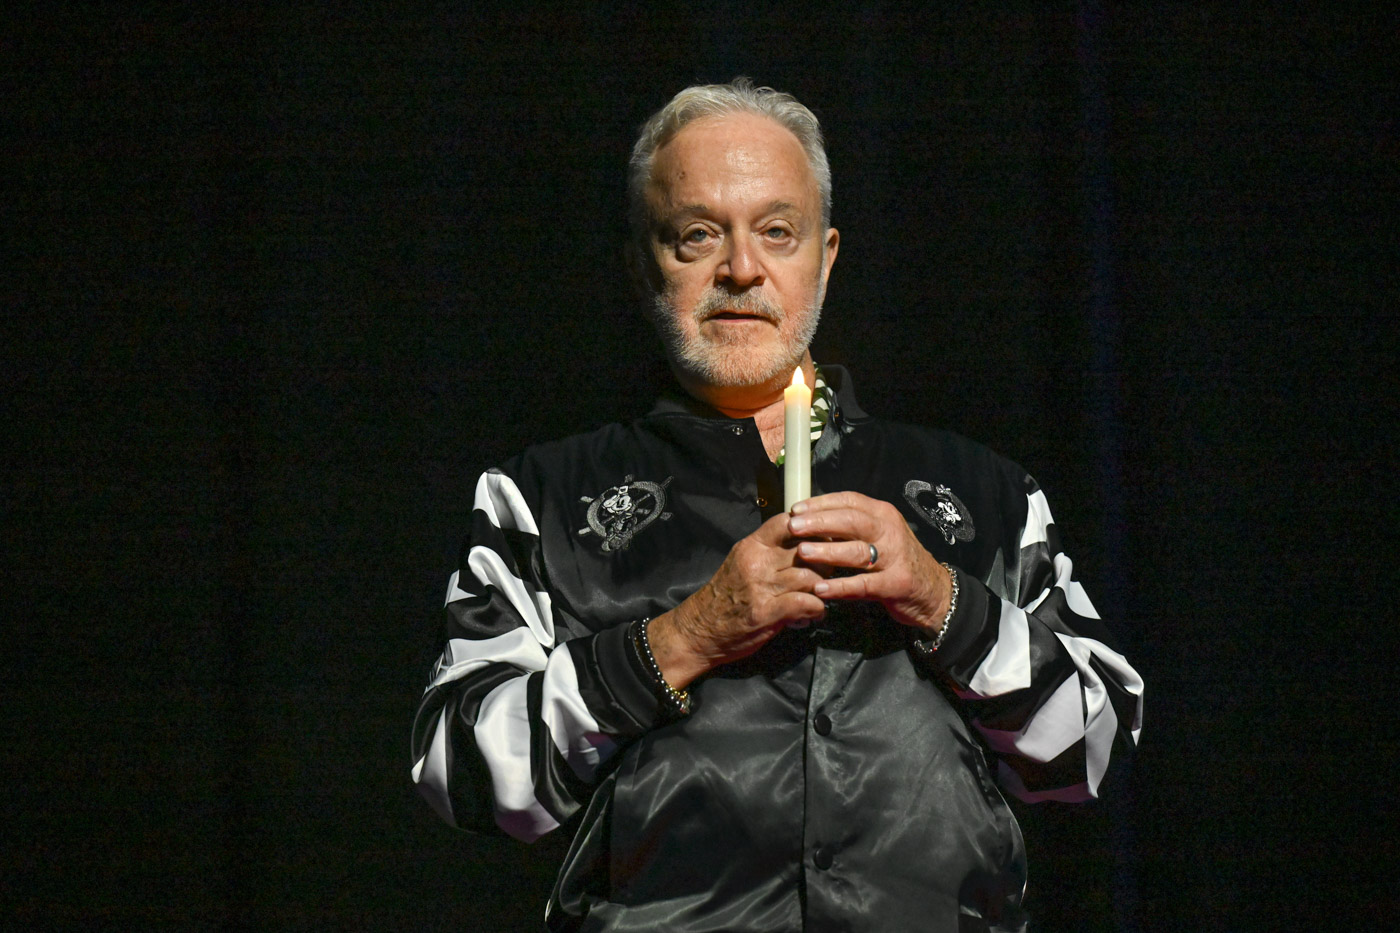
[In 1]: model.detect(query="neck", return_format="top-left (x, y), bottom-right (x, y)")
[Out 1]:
top-left (676, 354), bottom-right (815, 461)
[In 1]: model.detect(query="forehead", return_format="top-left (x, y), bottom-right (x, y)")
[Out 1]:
top-left (647, 112), bottom-right (818, 216)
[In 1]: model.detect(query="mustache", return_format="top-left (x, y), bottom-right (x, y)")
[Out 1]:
top-left (693, 288), bottom-right (784, 323)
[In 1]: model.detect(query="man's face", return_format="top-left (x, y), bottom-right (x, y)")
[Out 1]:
top-left (642, 112), bottom-right (839, 393)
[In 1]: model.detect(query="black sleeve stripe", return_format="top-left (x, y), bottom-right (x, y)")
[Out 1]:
top-left (501, 525), bottom-right (547, 595)
top-left (526, 672), bottom-right (593, 827)
top-left (412, 661), bottom-right (528, 759)
top-left (1017, 539), bottom-right (1056, 608)
top-left (433, 663), bottom-right (527, 835)
top-left (970, 620), bottom-right (1080, 731)
top-left (446, 589), bottom-right (547, 641)
top-left (1001, 736), bottom-right (1090, 792)
top-left (442, 692), bottom-right (505, 834)
top-left (1023, 584), bottom-right (1117, 650)
top-left (570, 622), bottom-right (664, 737)
top-left (457, 508), bottom-right (547, 598)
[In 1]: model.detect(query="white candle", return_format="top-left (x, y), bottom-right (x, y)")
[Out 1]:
top-left (783, 366), bottom-right (811, 510)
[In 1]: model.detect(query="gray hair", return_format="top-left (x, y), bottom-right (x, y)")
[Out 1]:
top-left (628, 78), bottom-right (832, 235)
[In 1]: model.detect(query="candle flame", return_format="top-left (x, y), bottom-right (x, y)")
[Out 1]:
top-left (791, 367), bottom-right (805, 388)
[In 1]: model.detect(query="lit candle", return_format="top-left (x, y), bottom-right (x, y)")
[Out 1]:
top-left (783, 366), bottom-right (811, 510)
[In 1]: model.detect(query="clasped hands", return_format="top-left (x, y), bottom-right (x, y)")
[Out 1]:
top-left (648, 491), bottom-right (954, 690)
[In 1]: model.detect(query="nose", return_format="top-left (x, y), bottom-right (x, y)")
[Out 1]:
top-left (717, 232), bottom-right (765, 289)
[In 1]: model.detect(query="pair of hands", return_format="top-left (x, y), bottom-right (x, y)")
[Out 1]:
top-left (648, 491), bottom-right (954, 690)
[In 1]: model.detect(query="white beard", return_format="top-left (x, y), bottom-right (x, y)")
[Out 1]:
top-left (650, 280), bottom-right (825, 389)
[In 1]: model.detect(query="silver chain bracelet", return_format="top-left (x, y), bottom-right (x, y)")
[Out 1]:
top-left (911, 562), bottom-right (959, 657)
top-left (631, 618), bottom-right (691, 717)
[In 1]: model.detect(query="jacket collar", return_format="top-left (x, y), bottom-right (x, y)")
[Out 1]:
top-left (648, 364), bottom-right (865, 421)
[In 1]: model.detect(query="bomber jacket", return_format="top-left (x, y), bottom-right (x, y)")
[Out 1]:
top-left (411, 366), bottom-right (1142, 932)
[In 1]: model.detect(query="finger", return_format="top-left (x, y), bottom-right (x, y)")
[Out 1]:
top-left (772, 565), bottom-right (828, 592)
top-left (812, 571), bottom-right (886, 602)
top-left (795, 539), bottom-right (882, 569)
top-left (760, 591), bottom-right (827, 627)
top-left (788, 506), bottom-right (884, 543)
top-left (813, 560), bottom-right (924, 605)
top-left (754, 510), bottom-right (806, 545)
top-left (789, 490), bottom-right (877, 515)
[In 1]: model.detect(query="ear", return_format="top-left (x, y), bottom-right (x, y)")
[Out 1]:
top-left (822, 227), bottom-right (840, 280)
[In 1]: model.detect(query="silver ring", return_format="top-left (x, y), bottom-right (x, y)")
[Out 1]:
top-left (867, 543), bottom-right (878, 567)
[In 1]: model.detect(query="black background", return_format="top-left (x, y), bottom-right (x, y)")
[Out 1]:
top-left (5, 3), bottom-right (1396, 930)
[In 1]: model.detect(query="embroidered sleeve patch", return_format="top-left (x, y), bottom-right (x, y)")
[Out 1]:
top-left (578, 475), bottom-right (673, 552)
top-left (904, 480), bottom-right (976, 545)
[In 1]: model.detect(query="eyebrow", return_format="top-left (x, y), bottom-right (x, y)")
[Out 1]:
top-left (667, 200), bottom-right (801, 220)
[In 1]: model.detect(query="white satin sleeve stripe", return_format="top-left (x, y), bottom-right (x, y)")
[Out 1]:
top-left (1061, 633), bottom-right (1145, 736)
top-left (540, 648), bottom-right (619, 780)
top-left (412, 708), bottom-right (457, 827)
top-left (474, 676), bottom-right (561, 842)
top-left (477, 471), bottom-right (541, 535)
top-left (986, 632), bottom-right (1144, 800)
top-left (1020, 489), bottom-right (1054, 550)
top-left (1076, 646), bottom-right (1116, 796)
top-left (1024, 555), bottom-right (1102, 620)
top-left (962, 599), bottom-right (1033, 697)
top-left (443, 569), bottom-right (472, 606)
top-left (465, 544), bottom-right (556, 647)
top-left (427, 630), bottom-right (550, 692)
top-left (1054, 553), bottom-right (1101, 619)
top-left (976, 671), bottom-right (1085, 762)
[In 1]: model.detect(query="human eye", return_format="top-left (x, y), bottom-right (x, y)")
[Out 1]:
top-left (760, 224), bottom-right (797, 249)
top-left (676, 224), bottom-right (719, 259)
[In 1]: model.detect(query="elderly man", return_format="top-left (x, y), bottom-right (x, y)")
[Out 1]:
top-left (412, 79), bottom-right (1142, 932)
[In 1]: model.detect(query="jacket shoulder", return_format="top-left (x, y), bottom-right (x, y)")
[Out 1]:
top-left (499, 420), bottom-right (634, 475)
top-left (862, 418), bottom-right (1034, 491)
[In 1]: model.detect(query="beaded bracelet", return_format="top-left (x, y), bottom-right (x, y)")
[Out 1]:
top-left (911, 562), bottom-right (959, 657)
top-left (631, 618), bottom-right (692, 717)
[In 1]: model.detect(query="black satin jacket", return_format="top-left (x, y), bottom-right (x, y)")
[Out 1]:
top-left (416, 366), bottom-right (1141, 933)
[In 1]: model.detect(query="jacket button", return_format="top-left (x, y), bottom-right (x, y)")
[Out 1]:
top-left (814, 847), bottom-right (834, 870)
top-left (730, 424), bottom-right (744, 435)
top-left (813, 713), bottom-right (832, 736)
top-left (755, 496), bottom-right (767, 508)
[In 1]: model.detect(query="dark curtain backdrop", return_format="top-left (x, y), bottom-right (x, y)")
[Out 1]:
top-left (6, 3), bottom-right (1395, 930)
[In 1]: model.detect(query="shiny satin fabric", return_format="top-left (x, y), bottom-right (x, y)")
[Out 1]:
top-left (549, 625), bottom-right (1028, 932)
top-left (537, 369), bottom-right (1033, 931)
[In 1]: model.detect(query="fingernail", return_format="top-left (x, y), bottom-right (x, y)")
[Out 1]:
top-left (790, 501), bottom-right (808, 515)
top-left (789, 515), bottom-right (808, 532)
top-left (814, 581), bottom-right (829, 595)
